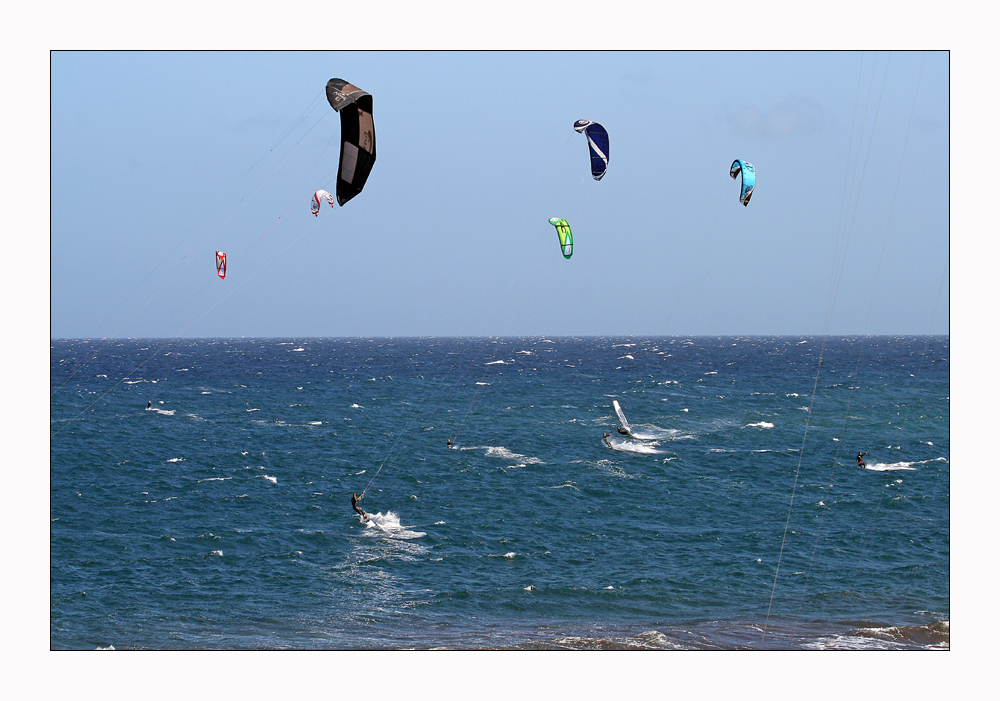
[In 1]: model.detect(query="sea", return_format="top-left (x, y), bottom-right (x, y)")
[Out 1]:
top-left (50, 335), bottom-right (949, 652)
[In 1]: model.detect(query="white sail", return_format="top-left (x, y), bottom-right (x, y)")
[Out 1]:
top-left (612, 400), bottom-right (632, 435)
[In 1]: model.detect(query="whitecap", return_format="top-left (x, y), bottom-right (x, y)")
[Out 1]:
top-left (485, 360), bottom-right (506, 365)
top-left (209, 550), bottom-right (223, 557)
top-left (262, 474), bottom-right (278, 484)
top-left (866, 462), bottom-right (916, 472)
top-left (484, 446), bottom-right (544, 465)
top-left (744, 421), bottom-right (774, 429)
top-left (363, 511), bottom-right (426, 538)
top-left (166, 458), bottom-right (184, 463)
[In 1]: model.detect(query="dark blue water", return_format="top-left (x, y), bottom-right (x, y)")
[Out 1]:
top-left (50, 336), bottom-right (949, 649)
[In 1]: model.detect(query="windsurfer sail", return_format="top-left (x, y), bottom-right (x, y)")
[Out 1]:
top-left (612, 400), bottom-right (633, 437)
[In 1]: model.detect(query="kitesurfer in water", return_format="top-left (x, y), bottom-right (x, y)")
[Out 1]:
top-left (351, 492), bottom-right (368, 520)
top-left (857, 451), bottom-right (869, 468)
top-left (447, 439), bottom-right (454, 448)
top-left (603, 432), bottom-right (612, 448)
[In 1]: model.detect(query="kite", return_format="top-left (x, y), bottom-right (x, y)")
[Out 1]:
top-left (311, 189), bottom-right (335, 216)
top-left (549, 218), bottom-right (573, 259)
top-left (730, 159), bottom-right (755, 206)
top-left (325, 78), bottom-right (376, 206)
top-left (573, 120), bottom-right (609, 181)
top-left (216, 251), bottom-right (226, 280)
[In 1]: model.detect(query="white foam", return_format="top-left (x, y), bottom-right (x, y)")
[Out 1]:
top-left (209, 550), bottom-right (223, 557)
top-left (262, 474), bottom-right (278, 484)
top-left (485, 360), bottom-right (506, 365)
top-left (363, 510), bottom-right (426, 538)
top-left (166, 458), bottom-right (184, 463)
top-left (744, 421), bottom-right (775, 429)
top-left (308, 421), bottom-right (322, 425)
top-left (551, 482), bottom-right (580, 490)
top-left (475, 382), bottom-right (490, 386)
top-left (483, 445), bottom-right (544, 465)
top-left (866, 462), bottom-right (916, 472)
top-left (630, 426), bottom-right (694, 441)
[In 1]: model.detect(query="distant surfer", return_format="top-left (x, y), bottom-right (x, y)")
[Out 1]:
top-left (447, 439), bottom-right (454, 448)
top-left (617, 424), bottom-right (630, 436)
top-left (147, 400), bottom-right (151, 410)
top-left (603, 432), bottom-right (612, 448)
top-left (351, 492), bottom-right (368, 520)
top-left (857, 451), bottom-right (869, 468)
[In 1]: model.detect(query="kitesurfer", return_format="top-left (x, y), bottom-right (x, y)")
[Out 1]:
top-left (857, 451), bottom-right (869, 468)
top-left (603, 432), bottom-right (612, 448)
top-left (147, 400), bottom-right (151, 410)
top-left (351, 492), bottom-right (368, 520)
top-left (447, 439), bottom-right (454, 448)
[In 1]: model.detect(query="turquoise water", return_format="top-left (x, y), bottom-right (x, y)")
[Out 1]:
top-left (50, 336), bottom-right (949, 649)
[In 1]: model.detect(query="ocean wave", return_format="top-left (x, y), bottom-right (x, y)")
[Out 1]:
top-left (865, 462), bottom-right (917, 472)
top-left (805, 621), bottom-right (948, 650)
top-left (482, 446), bottom-right (544, 466)
top-left (363, 511), bottom-right (426, 539)
top-left (607, 440), bottom-right (663, 454)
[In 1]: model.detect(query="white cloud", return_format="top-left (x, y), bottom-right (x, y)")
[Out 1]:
top-left (726, 95), bottom-right (824, 139)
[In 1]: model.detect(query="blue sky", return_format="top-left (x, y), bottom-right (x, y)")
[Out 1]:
top-left (50, 50), bottom-right (948, 337)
